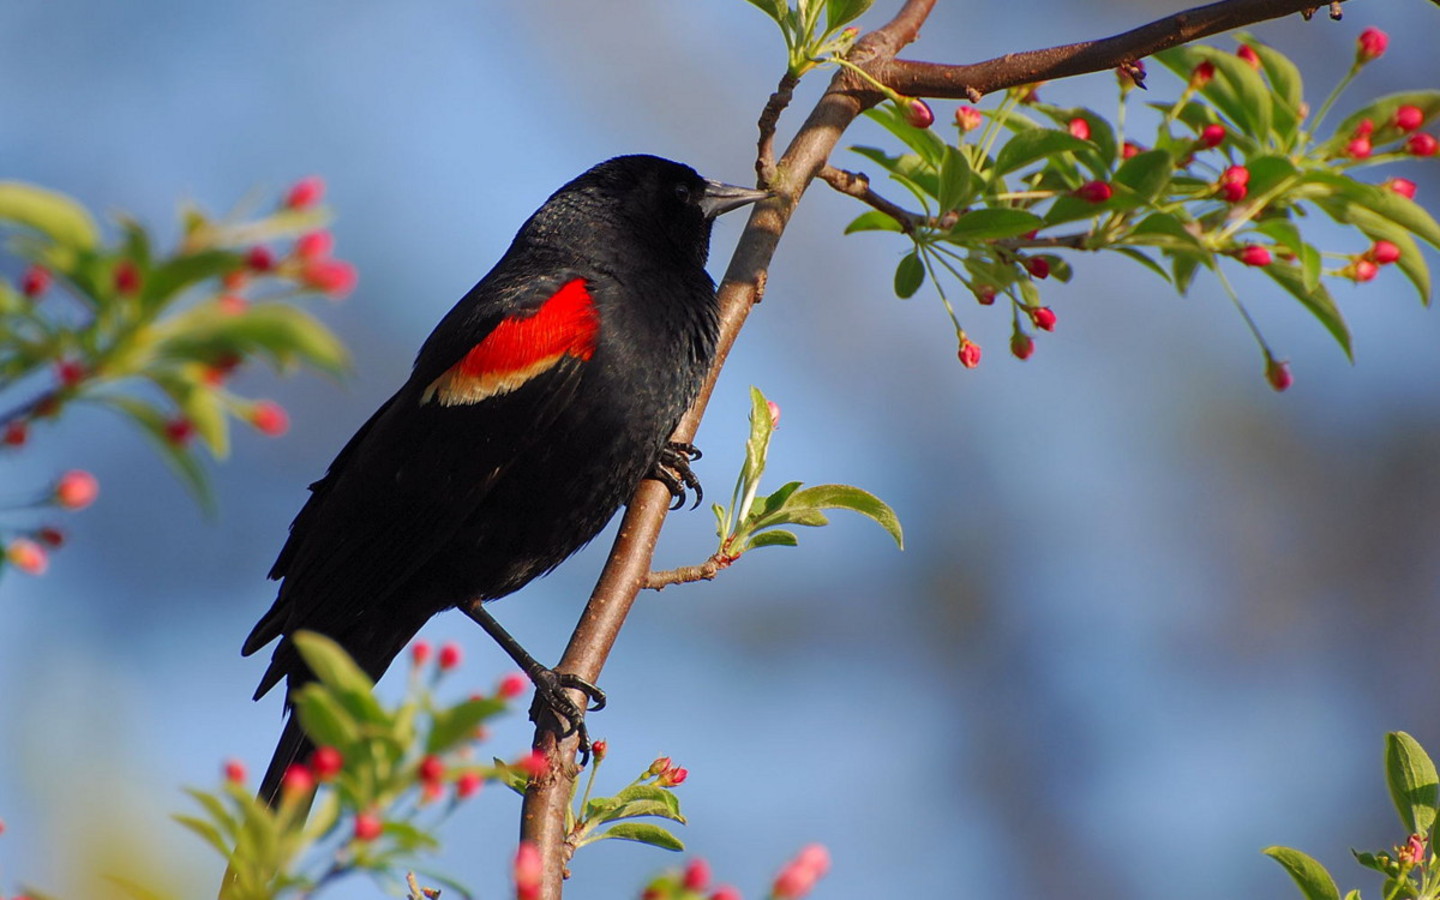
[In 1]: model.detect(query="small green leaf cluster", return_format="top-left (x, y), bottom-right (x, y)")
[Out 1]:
top-left (0, 179), bottom-right (351, 509)
top-left (712, 387), bottom-right (902, 561)
top-left (741, 0), bottom-right (873, 78)
top-left (844, 34), bottom-right (1439, 382)
top-left (184, 632), bottom-right (511, 900)
top-left (562, 753), bottom-right (690, 854)
top-left (1267, 731), bottom-right (1440, 900)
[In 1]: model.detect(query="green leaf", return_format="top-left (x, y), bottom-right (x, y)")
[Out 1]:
top-left (864, 105), bottom-right (947, 168)
top-left (1263, 847), bottom-right (1341, 900)
top-left (1386, 731), bottom-right (1439, 837)
top-left (747, 529), bottom-right (800, 549)
top-left (1246, 37), bottom-right (1305, 145)
top-left (493, 757), bottom-right (531, 795)
top-left (1109, 247), bottom-right (1172, 284)
top-left (993, 129), bottom-right (1092, 176)
top-left (595, 822), bottom-right (685, 852)
top-left (945, 208), bottom-right (1044, 243)
top-left (937, 145), bottom-right (975, 213)
top-left (292, 686), bottom-right (361, 748)
top-left (184, 787), bottom-right (237, 837)
top-left (1155, 46), bottom-right (1271, 141)
top-left (741, 0), bottom-right (788, 25)
top-left (786, 484), bottom-right (903, 548)
top-left (426, 696), bottom-right (506, 754)
top-left (894, 250), bottom-right (925, 298)
top-left (1306, 172), bottom-right (1440, 252)
top-left (608, 785), bottom-right (684, 823)
top-left (1129, 213), bottom-right (1208, 254)
top-left (1333, 91), bottom-right (1440, 146)
top-left (293, 631), bottom-right (376, 696)
top-left (825, 0), bottom-right (872, 31)
top-left (850, 147), bottom-right (940, 203)
top-left (155, 302), bottom-right (350, 377)
top-left (1260, 261), bottom-right (1352, 361)
top-left (844, 210), bottom-right (905, 234)
top-left (142, 250), bottom-right (243, 313)
top-left (1335, 206), bottom-right (1430, 305)
top-left (1112, 150), bottom-right (1174, 205)
top-left (0, 181), bottom-right (100, 249)
top-left (174, 814), bottom-right (233, 860)
top-left (1245, 155), bottom-right (1300, 199)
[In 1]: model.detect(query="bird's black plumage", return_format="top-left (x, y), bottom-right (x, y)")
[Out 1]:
top-left (243, 155), bottom-right (765, 803)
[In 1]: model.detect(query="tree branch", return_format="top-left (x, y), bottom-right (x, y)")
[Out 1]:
top-left (514, 0), bottom-right (1401, 895)
top-left (817, 165), bottom-right (922, 234)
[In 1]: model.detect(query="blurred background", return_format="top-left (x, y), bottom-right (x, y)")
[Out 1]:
top-left (3, 1), bottom-right (1439, 897)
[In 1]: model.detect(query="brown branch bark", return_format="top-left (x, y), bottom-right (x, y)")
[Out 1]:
top-left (817, 165), bottom-right (922, 234)
top-left (514, 0), bottom-right (1397, 895)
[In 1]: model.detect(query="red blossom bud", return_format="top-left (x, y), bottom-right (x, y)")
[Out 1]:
top-left (1074, 180), bottom-right (1112, 204)
top-left (954, 105), bottom-right (983, 132)
top-left (249, 401), bottom-right (289, 437)
top-left (1394, 105), bottom-right (1425, 133)
top-left (113, 259), bottom-right (141, 295)
top-left (245, 246), bottom-right (275, 272)
top-left (658, 766), bottom-right (688, 786)
top-left (1399, 834), bottom-right (1428, 866)
top-left (353, 812), bottom-right (383, 842)
top-left (285, 176), bottom-right (325, 210)
top-left (1121, 141), bottom-right (1142, 159)
top-left (515, 841), bottom-right (543, 900)
top-left (3, 420), bottom-right (27, 447)
top-left (498, 671), bottom-right (528, 699)
top-left (905, 98), bottom-right (934, 129)
top-left (1406, 133), bottom-right (1438, 157)
top-left (1025, 256), bottom-right (1051, 280)
top-left (1370, 240), bottom-right (1401, 265)
top-left (957, 338), bottom-right (982, 369)
top-left (1346, 137), bottom-right (1373, 160)
top-left (295, 231), bottom-right (335, 260)
top-left (21, 265), bottom-right (51, 298)
top-left (281, 763), bottom-right (315, 797)
top-left (975, 284), bottom-right (997, 305)
top-left (1353, 258), bottom-right (1379, 282)
top-left (517, 750), bottom-right (548, 779)
top-left (1238, 245), bottom-right (1272, 267)
top-left (1236, 44), bottom-right (1261, 69)
top-left (224, 759), bottom-right (247, 784)
top-left (1198, 123), bottom-right (1226, 148)
top-left (683, 858), bottom-right (713, 892)
top-left (1385, 177), bottom-right (1418, 199)
top-left (35, 526), bottom-right (65, 548)
top-left (410, 640), bottom-right (432, 666)
top-left (1221, 165), bottom-right (1250, 185)
top-left (710, 887), bottom-right (742, 900)
top-left (1353, 118), bottom-right (1375, 138)
top-left (418, 754), bottom-right (445, 784)
top-left (1011, 333), bottom-right (1034, 360)
top-left (164, 417), bottom-right (195, 446)
top-left (1067, 117), bottom-right (1091, 141)
top-left (1265, 358), bottom-right (1293, 392)
top-left (54, 470), bottom-right (99, 509)
top-left (301, 258), bottom-right (358, 298)
top-left (647, 756), bottom-right (673, 777)
top-left (438, 641), bottom-right (462, 670)
top-left (311, 745), bottom-right (343, 780)
top-left (797, 844), bottom-right (831, 877)
top-left (591, 739), bottom-right (608, 761)
top-left (1029, 306), bottom-right (1057, 331)
top-left (56, 360), bottom-right (85, 388)
top-left (6, 539), bottom-right (48, 575)
top-left (1218, 181), bottom-right (1248, 203)
top-left (1356, 26), bottom-right (1388, 63)
top-left (1190, 60), bottom-right (1215, 87)
top-left (456, 771), bottom-right (484, 798)
top-left (222, 270), bottom-right (248, 291)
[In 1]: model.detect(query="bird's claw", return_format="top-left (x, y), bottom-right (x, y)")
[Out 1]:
top-left (651, 442), bottom-right (703, 510)
top-left (526, 668), bottom-right (607, 765)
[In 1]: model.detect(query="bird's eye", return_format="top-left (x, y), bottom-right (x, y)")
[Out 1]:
top-left (673, 183), bottom-right (692, 203)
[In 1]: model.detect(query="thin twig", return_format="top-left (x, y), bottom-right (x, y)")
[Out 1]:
top-left (817, 165), bottom-right (921, 234)
top-left (644, 554), bottom-right (734, 590)
top-left (757, 72), bottom-right (801, 188)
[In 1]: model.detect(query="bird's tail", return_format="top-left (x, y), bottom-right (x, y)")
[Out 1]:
top-left (257, 713), bottom-right (314, 808)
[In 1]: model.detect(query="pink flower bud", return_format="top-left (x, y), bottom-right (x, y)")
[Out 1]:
top-left (975, 284), bottom-right (997, 305)
top-left (591, 739), bottom-right (608, 761)
top-left (1218, 181), bottom-right (1248, 203)
top-left (456, 771), bottom-right (484, 798)
top-left (1121, 141), bottom-right (1142, 159)
top-left (1353, 259), bottom-right (1379, 282)
top-left (438, 641), bottom-right (462, 670)
top-left (164, 417), bottom-right (195, 446)
top-left (2, 420), bottom-right (26, 447)
top-left (1010, 333), bottom-right (1034, 360)
top-left (514, 841), bottom-right (543, 900)
top-left (281, 763), bottom-right (315, 797)
top-left (21, 265), bottom-right (51, 298)
top-left (113, 259), bottom-right (141, 295)
top-left (954, 106), bottom-right (983, 132)
top-left (766, 400), bottom-right (781, 427)
top-left (6, 539), bottom-right (48, 575)
top-left (245, 246), bottom-right (275, 272)
top-left (1406, 133), bottom-right (1438, 157)
top-left (217, 294), bottom-right (248, 315)
top-left (35, 526), bottom-right (65, 548)
top-left (1074, 181), bottom-right (1112, 204)
top-left (1221, 165), bottom-right (1250, 185)
top-left (1198, 124), bottom-right (1226, 148)
top-left (294, 231), bottom-right (334, 260)
top-left (223, 759), bottom-right (247, 784)
top-left (56, 359), bottom-right (85, 388)
top-left (285, 176), bottom-right (325, 210)
top-left (250, 401), bottom-right (289, 437)
top-left (54, 470), bottom-right (99, 509)
top-left (1356, 27), bottom-right (1388, 63)
top-left (517, 750), bottom-right (548, 779)
top-left (648, 756), bottom-right (673, 777)
top-left (1265, 358), bottom-right (1293, 392)
top-left (353, 812), bottom-right (383, 842)
top-left (499, 672), bottom-right (528, 699)
top-left (683, 858), bottom-right (712, 892)
top-left (1385, 177), bottom-right (1418, 199)
top-left (411, 640), bottom-right (432, 666)
top-left (1394, 106), bottom-right (1425, 133)
top-left (1370, 240), bottom-right (1401, 265)
top-left (1191, 60), bottom-right (1215, 87)
top-left (658, 765), bottom-right (688, 786)
top-left (905, 98), bottom-right (934, 129)
top-left (1025, 256), bottom-right (1051, 280)
top-left (418, 754), bottom-right (445, 784)
top-left (709, 886), bottom-right (742, 900)
top-left (1353, 118), bottom-right (1375, 138)
top-left (1346, 137), bottom-right (1373, 160)
top-left (300, 258), bottom-right (358, 298)
top-left (1238, 245), bottom-right (1272, 267)
top-left (1067, 117), bottom-right (1091, 141)
top-left (957, 338), bottom-right (981, 369)
top-left (1029, 306), bottom-right (1057, 331)
top-left (311, 746), bottom-right (343, 780)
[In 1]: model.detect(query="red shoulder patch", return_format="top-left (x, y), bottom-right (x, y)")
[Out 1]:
top-left (422, 278), bottom-right (599, 407)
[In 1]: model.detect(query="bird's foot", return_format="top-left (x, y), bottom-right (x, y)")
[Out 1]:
top-left (526, 668), bottom-right (607, 765)
top-left (650, 441), bottom-right (703, 510)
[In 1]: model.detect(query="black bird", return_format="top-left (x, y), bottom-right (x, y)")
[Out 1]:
top-left (243, 155), bottom-right (766, 803)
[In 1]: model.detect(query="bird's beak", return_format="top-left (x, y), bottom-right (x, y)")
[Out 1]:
top-left (698, 180), bottom-right (773, 219)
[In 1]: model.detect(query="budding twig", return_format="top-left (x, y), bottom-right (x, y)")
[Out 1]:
top-left (816, 166), bottom-right (921, 234)
top-left (757, 72), bottom-right (801, 188)
top-left (644, 554), bottom-right (734, 590)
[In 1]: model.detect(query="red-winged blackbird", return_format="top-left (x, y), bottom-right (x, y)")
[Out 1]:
top-left (243, 155), bottom-right (766, 803)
